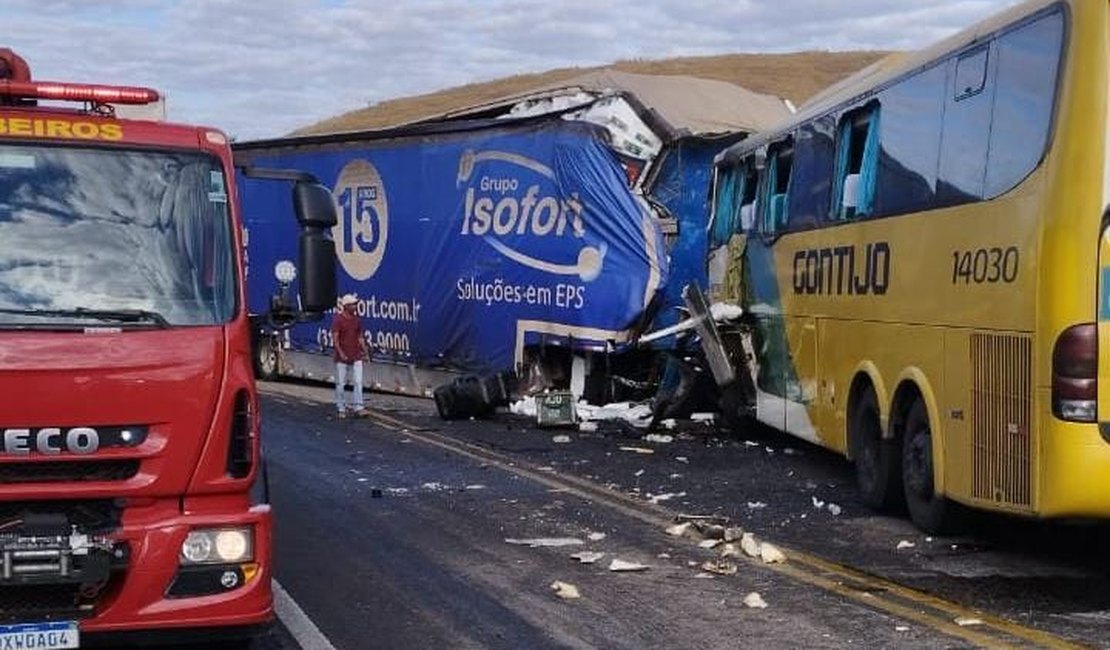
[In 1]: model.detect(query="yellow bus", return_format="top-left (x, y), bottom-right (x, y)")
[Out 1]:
top-left (706, 0), bottom-right (1108, 532)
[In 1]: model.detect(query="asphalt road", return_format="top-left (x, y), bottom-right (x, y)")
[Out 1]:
top-left (250, 380), bottom-right (1110, 649)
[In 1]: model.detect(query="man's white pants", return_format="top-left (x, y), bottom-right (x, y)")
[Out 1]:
top-left (335, 360), bottom-right (365, 412)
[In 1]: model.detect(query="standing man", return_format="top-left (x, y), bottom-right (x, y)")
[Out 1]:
top-left (331, 293), bottom-right (370, 418)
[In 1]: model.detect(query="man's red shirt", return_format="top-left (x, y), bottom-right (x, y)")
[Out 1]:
top-left (331, 310), bottom-right (365, 362)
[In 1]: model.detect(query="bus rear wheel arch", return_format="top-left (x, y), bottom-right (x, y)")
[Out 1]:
top-left (849, 379), bottom-right (902, 511)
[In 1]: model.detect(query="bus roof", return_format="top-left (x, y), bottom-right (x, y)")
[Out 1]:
top-left (717, 0), bottom-right (1063, 165)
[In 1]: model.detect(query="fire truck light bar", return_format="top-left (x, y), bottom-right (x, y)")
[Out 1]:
top-left (0, 80), bottom-right (160, 105)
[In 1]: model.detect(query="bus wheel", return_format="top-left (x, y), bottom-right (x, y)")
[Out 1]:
top-left (901, 399), bottom-right (958, 534)
top-left (254, 337), bottom-right (278, 380)
top-left (851, 388), bottom-right (901, 510)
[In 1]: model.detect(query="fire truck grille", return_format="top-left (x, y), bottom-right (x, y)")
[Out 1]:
top-left (0, 583), bottom-right (95, 623)
top-left (0, 460), bottom-right (140, 484)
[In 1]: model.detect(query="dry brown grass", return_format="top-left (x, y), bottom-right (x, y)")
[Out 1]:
top-left (294, 51), bottom-right (889, 136)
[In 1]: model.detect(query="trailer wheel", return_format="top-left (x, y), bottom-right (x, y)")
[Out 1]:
top-left (254, 337), bottom-right (279, 380)
top-left (851, 387), bottom-right (902, 511)
top-left (901, 398), bottom-right (960, 534)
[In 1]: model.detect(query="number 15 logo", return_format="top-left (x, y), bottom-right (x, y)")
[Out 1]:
top-left (332, 160), bottom-right (389, 281)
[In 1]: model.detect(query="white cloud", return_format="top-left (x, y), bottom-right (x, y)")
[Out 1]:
top-left (2, 0), bottom-right (1021, 140)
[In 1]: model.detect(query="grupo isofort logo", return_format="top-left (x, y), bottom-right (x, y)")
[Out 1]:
top-left (332, 159), bottom-right (388, 281)
top-left (456, 149), bottom-right (605, 282)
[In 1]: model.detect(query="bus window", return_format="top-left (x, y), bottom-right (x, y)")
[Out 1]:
top-left (984, 9), bottom-right (1064, 198)
top-left (873, 63), bottom-right (945, 216)
top-left (738, 163), bottom-right (758, 231)
top-left (938, 44), bottom-right (994, 205)
top-left (787, 116), bottom-right (835, 230)
top-left (761, 141), bottom-right (793, 234)
top-left (831, 103), bottom-right (880, 220)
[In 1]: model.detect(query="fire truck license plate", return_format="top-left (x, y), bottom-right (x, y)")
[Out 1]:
top-left (0, 622), bottom-right (78, 649)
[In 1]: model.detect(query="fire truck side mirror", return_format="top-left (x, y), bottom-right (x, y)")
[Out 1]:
top-left (290, 181), bottom-right (338, 314)
top-left (292, 181), bottom-right (338, 229)
top-left (297, 231), bottom-right (337, 314)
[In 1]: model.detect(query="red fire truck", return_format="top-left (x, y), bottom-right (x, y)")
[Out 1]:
top-left (0, 49), bottom-right (335, 647)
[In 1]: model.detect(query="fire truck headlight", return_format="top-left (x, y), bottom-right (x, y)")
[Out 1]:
top-left (180, 527), bottom-right (254, 565)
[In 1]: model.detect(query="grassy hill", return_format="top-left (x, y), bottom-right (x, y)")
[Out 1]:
top-left (294, 51), bottom-right (889, 136)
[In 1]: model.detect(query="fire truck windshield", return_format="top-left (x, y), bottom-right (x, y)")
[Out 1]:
top-left (0, 144), bottom-right (236, 327)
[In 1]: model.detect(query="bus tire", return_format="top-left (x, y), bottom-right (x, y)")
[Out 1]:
top-left (254, 337), bottom-right (279, 381)
top-left (851, 387), bottom-right (902, 510)
top-left (901, 398), bottom-right (959, 534)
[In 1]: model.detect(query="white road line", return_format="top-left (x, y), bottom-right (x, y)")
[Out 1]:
top-left (273, 579), bottom-right (338, 650)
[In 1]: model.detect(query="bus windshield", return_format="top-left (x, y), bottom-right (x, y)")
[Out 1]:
top-left (0, 144), bottom-right (236, 327)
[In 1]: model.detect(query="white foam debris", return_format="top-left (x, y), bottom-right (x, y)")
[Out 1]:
top-left (675, 456), bottom-right (690, 464)
top-left (608, 559), bottom-right (649, 572)
top-left (551, 580), bottom-right (581, 600)
top-left (740, 533), bottom-right (760, 558)
top-left (620, 447), bottom-right (655, 455)
top-left (743, 592), bottom-right (768, 609)
top-left (422, 482), bottom-right (449, 492)
top-left (955, 617), bottom-right (983, 627)
top-left (896, 540), bottom-right (916, 550)
top-left (660, 419), bottom-right (677, 430)
top-left (578, 421), bottom-right (598, 432)
top-left (570, 551), bottom-right (605, 564)
top-left (505, 538), bottom-right (584, 548)
top-left (510, 397), bottom-right (538, 417)
top-left (552, 435), bottom-right (572, 444)
top-left (465, 484), bottom-right (487, 490)
top-left (746, 502), bottom-right (767, 510)
top-left (690, 413), bottom-right (716, 424)
top-left (649, 492), bottom-right (686, 504)
top-left (827, 503), bottom-right (842, 516)
top-left (698, 539), bottom-right (722, 550)
top-left (644, 434), bottom-right (674, 444)
top-left (587, 532), bottom-right (607, 541)
top-left (666, 522), bottom-right (692, 537)
top-left (576, 401), bottom-right (654, 428)
top-left (811, 496), bottom-right (825, 509)
top-left (760, 543), bottom-right (786, 564)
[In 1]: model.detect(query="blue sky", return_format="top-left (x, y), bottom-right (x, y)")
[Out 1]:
top-left (3, 0), bottom-right (1022, 141)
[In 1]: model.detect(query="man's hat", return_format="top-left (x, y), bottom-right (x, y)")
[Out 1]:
top-left (339, 293), bottom-right (358, 306)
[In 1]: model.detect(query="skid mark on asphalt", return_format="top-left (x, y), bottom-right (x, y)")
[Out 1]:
top-left (273, 580), bottom-right (337, 650)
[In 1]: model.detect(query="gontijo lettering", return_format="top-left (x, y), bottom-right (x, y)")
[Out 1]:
top-left (0, 117), bottom-right (123, 141)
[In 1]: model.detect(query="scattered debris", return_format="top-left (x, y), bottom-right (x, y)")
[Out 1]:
top-left (896, 540), bottom-right (916, 550)
top-left (578, 421), bottom-right (598, 432)
top-left (827, 503), bottom-right (842, 516)
top-left (385, 487), bottom-right (410, 496)
top-left (577, 401), bottom-right (654, 428)
top-left (955, 617), bottom-right (983, 627)
top-left (694, 572), bottom-right (716, 579)
top-left (675, 514), bottom-right (730, 526)
top-left (746, 502), bottom-right (767, 510)
top-left (675, 456), bottom-right (690, 464)
top-left (811, 496), bottom-right (825, 509)
top-left (760, 543), bottom-right (786, 564)
top-left (724, 527), bottom-right (745, 542)
top-left (764, 447), bottom-right (775, 454)
top-left (608, 559), bottom-right (649, 572)
top-left (669, 473), bottom-right (683, 479)
top-left (895, 626), bottom-right (910, 632)
top-left (701, 559), bottom-right (738, 576)
top-left (657, 552), bottom-right (672, 559)
top-left (570, 551), bottom-right (606, 564)
top-left (587, 532), bottom-right (607, 541)
top-left (719, 543), bottom-right (740, 558)
top-left (686, 560), bottom-right (699, 567)
top-left (551, 580), bottom-right (581, 600)
top-left (743, 440), bottom-right (760, 448)
top-left (783, 448), bottom-right (800, 456)
top-left (649, 492), bottom-right (686, 504)
top-left (357, 477), bottom-right (370, 483)
top-left (505, 538), bottom-right (584, 548)
top-left (620, 446), bottom-right (655, 455)
top-left (740, 533), bottom-right (760, 558)
top-left (660, 419), bottom-right (677, 430)
top-left (644, 434), bottom-right (674, 444)
top-left (665, 522), bottom-right (692, 537)
top-left (690, 413), bottom-right (716, 424)
top-left (698, 539), bottom-right (722, 550)
top-left (465, 484), bottom-right (487, 490)
top-left (422, 482), bottom-right (450, 491)
top-left (510, 397), bottom-right (539, 417)
top-left (743, 592), bottom-right (768, 609)
top-left (552, 435), bottom-right (572, 444)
